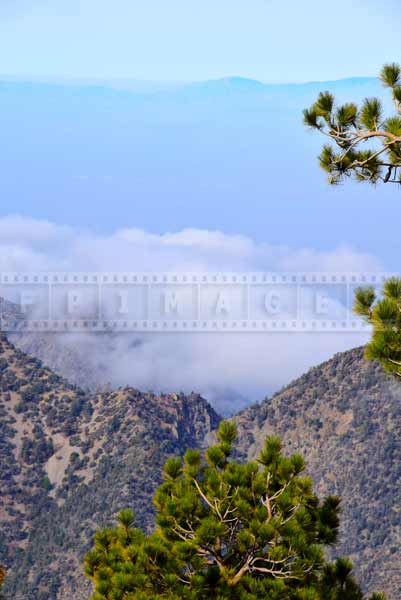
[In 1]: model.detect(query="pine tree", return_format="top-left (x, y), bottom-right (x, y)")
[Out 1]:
top-left (303, 63), bottom-right (401, 185)
top-left (354, 277), bottom-right (401, 378)
top-left (304, 65), bottom-right (401, 380)
top-left (85, 422), bottom-right (385, 600)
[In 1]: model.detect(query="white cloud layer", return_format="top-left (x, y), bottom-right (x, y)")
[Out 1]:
top-left (1, 215), bottom-right (379, 412)
top-left (0, 215), bottom-right (382, 273)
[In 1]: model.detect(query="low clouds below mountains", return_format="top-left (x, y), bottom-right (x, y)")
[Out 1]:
top-left (0, 216), bottom-right (379, 412)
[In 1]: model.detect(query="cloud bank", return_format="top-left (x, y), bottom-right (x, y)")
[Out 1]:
top-left (1, 215), bottom-right (379, 412)
top-left (0, 215), bottom-right (382, 273)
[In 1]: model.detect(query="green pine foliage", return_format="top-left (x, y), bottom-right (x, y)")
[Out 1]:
top-left (84, 422), bottom-right (385, 600)
top-left (354, 277), bottom-right (401, 378)
top-left (303, 63), bottom-right (401, 185)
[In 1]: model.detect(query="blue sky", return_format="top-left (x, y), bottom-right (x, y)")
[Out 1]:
top-left (1, 2), bottom-right (401, 398)
top-left (1, 2), bottom-right (400, 269)
top-left (1, 0), bottom-right (400, 82)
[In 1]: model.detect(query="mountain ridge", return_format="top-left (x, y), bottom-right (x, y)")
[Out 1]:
top-left (0, 74), bottom-right (378, 92)
top-left (1, 335), bottom-right (400, 598)
top-left (0, 332), bottom-right (220, 599)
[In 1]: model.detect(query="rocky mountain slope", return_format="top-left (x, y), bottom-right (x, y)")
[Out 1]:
top-left (234, 347), bottom-right (401, 599)
top-left (1, 334), bottom-right (400, 599)
top-left (0, 334), bottom-right (220, 599)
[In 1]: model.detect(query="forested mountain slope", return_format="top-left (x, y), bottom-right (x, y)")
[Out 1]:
top-left (1, 335), bottom-right (400, 598)
top-left (234, 347), bottom-right (401, 599)
top-left (0, 334), bottom-right (219, 599)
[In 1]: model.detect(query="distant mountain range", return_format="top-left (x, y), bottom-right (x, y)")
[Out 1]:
top-left (1, 333), bottom-right (400, 599)
top-left (0, 74), bottom-right (386, 110)
top-left (0, 73), bottom-right (383, 92)
top-left (1, 72), bottom-right (398, 259)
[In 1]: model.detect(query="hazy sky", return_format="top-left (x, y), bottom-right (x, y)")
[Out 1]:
top-left (1, 0), bottom-right (400, 82)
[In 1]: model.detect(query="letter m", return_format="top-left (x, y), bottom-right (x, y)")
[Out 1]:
top-left (163, 291), bottom-right (181, 315)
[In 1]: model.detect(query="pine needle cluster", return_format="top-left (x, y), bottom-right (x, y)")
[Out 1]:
top-left (304, 63), bottom-right (401, 185)
top-left (85, 423), bottom-right (385, 600)
top-left (354, 277), bottom-right (401, 378)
